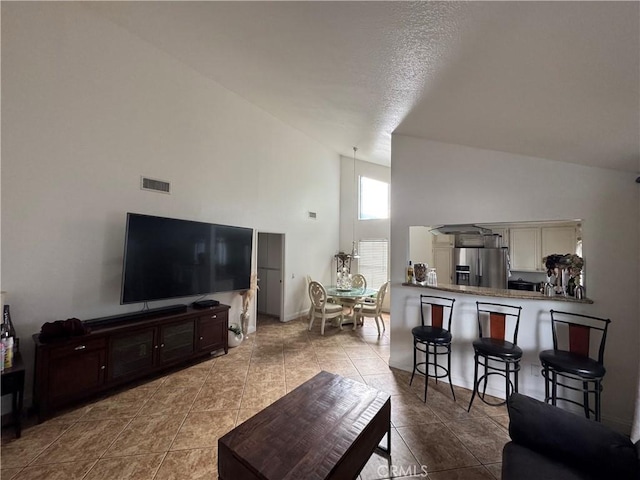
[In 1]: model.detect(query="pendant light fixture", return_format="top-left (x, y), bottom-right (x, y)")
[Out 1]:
top-left (350, 146), bottom-right (360, 259)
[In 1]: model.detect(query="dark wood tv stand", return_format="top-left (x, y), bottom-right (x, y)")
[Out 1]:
top-left (32, 304), bottom-right (229, 421)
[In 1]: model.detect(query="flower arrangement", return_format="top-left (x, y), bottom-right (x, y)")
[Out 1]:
top-left (228, 323), bottom-right (242, 336)
top-left (543, 253), bottom-right (584, 280)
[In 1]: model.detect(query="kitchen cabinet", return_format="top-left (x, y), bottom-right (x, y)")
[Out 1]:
top-left (509, 227), bottom-right (541, 272)
top-left (433, 234), bottom-right (454, 247)
top-left (510, 225), bottom-right (577, 273)
top-left (433, 247), bottom-right (453, 284)
top-left (488, 227), bottom-right (509, 248)
top-left (541, 226), bottom-right (577, 258)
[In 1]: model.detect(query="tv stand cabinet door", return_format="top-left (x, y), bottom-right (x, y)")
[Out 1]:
top-left (159, 319), bottom-right (195, 365)
top-left (109, 327), bottom-right (157, 382)
top-left (197, 310), bottom-right (228, 354)
top-left (47, 338), bottom-right (107, 408)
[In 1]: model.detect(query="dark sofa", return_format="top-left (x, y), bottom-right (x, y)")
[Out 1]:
top-left (502, 393), bottom-right (640, 480)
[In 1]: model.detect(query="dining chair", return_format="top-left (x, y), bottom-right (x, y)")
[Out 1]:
top-left (305, 275), bottom-right (313, 320)
top-left (338, 273), bottom-right (367, 316)
top-left (353, 281), bottom-right (389, 335)
top-left (308, 281), bottom-right (344, 335)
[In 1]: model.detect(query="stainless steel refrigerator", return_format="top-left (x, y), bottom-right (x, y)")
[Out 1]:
top-left (453, 247), bottom-right (509, 289)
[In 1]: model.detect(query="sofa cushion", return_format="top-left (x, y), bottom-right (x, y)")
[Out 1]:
top-left (508, 393), bottom-right (639, 479)
top-left (502, 442), bottom-right (595, 480)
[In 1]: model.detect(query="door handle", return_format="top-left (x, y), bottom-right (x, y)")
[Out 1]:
top-left (74, 345), bottom-right (86, 351)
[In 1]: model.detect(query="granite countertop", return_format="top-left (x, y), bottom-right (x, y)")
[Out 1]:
top-left (401, 282), bottom-right (594, 304)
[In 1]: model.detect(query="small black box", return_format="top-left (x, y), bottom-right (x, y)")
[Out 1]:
top-left (192, 299), bottom-right (220, 309)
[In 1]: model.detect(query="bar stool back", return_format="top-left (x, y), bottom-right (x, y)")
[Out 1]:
top-left (409, 295), bottom-right (456, 402)
top-left (468, 302), bottom-right (523, 411)
top-left (539, 310), bottom-right (610, 421)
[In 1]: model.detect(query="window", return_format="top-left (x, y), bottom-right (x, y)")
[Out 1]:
top-left (358, 240), bottom-right (388, 290)
top-left (359, 176), bottom-right (389, 220)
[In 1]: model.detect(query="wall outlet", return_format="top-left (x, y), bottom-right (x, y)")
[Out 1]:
top-left (530, 363), bottom-right (541, 377)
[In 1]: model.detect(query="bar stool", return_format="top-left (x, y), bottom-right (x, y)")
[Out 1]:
top-left (409, 295), bottom-right (456, 402)
top-left (468, 302), bottom-right (522, 411)
top-left (539, 310), bottom-right (610, 422)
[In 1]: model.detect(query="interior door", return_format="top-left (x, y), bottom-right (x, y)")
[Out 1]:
top-left (257, 232), bottom-right (284, 319)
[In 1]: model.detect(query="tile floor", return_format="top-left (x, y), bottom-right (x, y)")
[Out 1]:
top-left (1, 313), bottom-right (509, 480)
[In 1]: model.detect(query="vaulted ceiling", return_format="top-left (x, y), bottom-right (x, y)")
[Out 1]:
top-left (87, 2), bottom-right (639, 172)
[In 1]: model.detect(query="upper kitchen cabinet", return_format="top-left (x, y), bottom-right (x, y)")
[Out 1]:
top-left (481, 225), bottom-right (509, 248)
top-left (541, 226), bottom-right (578, 258)
top-left (433, 234), bottom-right (454, 247)
top-left (509, 222), bottom-right (580, 273)
top-left (509, 227), bottom-right (541, 272)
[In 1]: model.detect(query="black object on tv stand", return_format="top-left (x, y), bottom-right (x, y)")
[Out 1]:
top-left (83, 304), bottom-right (188, 328)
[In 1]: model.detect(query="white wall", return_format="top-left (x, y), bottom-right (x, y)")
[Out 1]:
top-left (339, 154), bottom-right (391, 269)
top-left (1, 3), bottom-right (340, 405)
top-left (390, 135), bottom-right (639, 431)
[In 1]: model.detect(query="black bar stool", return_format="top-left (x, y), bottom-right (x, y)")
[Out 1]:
top-left (468, 302), bottom-right (522, 411)
top-left (539, 310), bottom-right (610, 422)
top-left (409, 295), bottom-right (456, 402)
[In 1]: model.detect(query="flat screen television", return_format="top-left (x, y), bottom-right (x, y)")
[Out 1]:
top-left (121, 213), bottom-right (253, 304)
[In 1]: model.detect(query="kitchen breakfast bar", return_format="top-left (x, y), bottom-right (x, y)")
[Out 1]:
top-left (391, 281), bottom-right (597, 413)
top-left (401, 282), bottom-right (593, 304)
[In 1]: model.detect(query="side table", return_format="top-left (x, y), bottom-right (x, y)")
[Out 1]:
top-left (1, 350), bottom-right (25, 438)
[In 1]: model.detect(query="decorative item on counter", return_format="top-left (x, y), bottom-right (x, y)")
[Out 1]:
top-left (543, 281), bottom-right (555, 297)
top-left (542, 253), bottom-right (584, 297)
top-left (414, 263), bottom-right (427, 285)
top-left (406, 261), bottom-right (414, 284)
top-left (426, 268), bottom-right (438, 287)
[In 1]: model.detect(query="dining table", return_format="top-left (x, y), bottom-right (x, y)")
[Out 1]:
top-left (325, 286), bottom-right (377, 326)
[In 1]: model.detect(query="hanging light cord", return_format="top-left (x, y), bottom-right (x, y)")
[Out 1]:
top-left (351, 146), bottom-right (359, 259)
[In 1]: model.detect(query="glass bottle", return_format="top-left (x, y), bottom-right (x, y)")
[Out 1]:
top-left (427, 268), bottom-right (438, 287)
top-left (406, 261), bottom-right (414, 284)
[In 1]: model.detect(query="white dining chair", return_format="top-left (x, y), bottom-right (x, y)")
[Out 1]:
top-left (354, 281), bottom-right (389, 335)
top-left (305, 275), bottom-right (313, 320)
top-left (338, 273), bottom-right (367, 316)
top-left (308, 281), bottom-right (344, 335)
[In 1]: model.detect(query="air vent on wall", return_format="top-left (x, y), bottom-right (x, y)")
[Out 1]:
top-left (141, 176), bottom-right (171, 194)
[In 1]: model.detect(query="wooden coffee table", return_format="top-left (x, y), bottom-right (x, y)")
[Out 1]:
top-left (218, 371), bottom-right (391, 480)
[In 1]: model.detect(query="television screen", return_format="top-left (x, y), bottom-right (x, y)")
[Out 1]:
top-left (121, 213), bottom-right (253, 304)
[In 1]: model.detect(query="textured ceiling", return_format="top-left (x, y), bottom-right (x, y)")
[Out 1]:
top-left (86, 2), bottom-right (639, 172)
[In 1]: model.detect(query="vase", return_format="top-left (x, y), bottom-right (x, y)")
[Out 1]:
top-left (240, 313), bottom-right (250, 336)
top-left (228, 324), bottom-right (244, 348)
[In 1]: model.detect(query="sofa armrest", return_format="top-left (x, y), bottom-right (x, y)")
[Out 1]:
top-left (507, 393), bottom-right (638, 479)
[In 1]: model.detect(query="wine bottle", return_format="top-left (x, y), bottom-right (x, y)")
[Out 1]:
top-left (2, 305), bottom-right (12, 338)
top-left (407, 261), bottom-right (414, 284)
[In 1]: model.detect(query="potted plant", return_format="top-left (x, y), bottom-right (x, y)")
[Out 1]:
top-left (228, 323), bottom-right (243, 348)
top-left (239, 273), bottom-right (258, 336)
